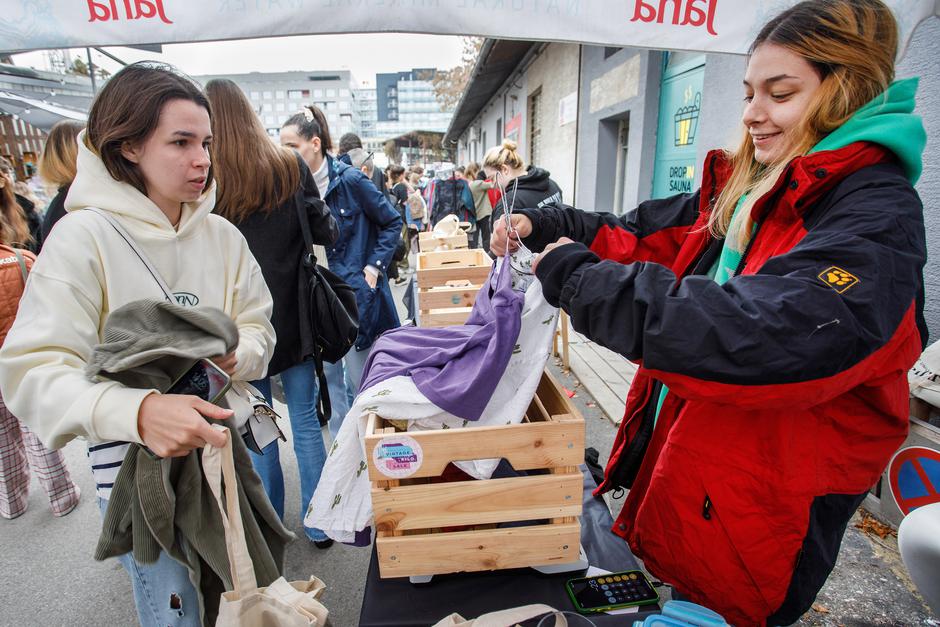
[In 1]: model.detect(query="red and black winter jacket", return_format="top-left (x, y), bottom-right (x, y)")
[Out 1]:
top-left (521, 142), bottom-right (926, 626)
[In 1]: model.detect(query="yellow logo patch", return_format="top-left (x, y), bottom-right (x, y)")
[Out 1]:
top-left (818, 266), bottom-right (859, 293)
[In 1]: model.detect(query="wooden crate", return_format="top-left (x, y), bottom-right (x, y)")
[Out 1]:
top-left (416, 249), bottom-right (491, 328)
top-left (364, 370), bottom-right (585, 579)
top-left (418, 230), bottom-right (469, 252)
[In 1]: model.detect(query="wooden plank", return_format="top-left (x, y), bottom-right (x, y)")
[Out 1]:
top-left (417, 249), bottom-right (488, 269)
top-left (417, 286), bottom-right (480, 310)
top-left (537, 369), bottom-right (582, 421)
top-left (418, 232), bottom-right (468, 252)
top-left (372, 472), bottom-right (582, 531)
top-left (365, 418), bottom-right (584, 481)
top-left (568, 343), bottom-right (627, 424)
top-left (421, 307), bottom-right (473, 328)
top-left (417, 266), bottom-right (491, 289)
top-left (376, 522), bottom-right (581, 578)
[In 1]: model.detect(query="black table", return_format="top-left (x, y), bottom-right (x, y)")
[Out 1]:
top-left (359, 468), bottom-right (661, 626)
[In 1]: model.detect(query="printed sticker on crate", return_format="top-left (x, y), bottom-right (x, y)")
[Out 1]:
top-left (373, 434), bottom-right (424, 479)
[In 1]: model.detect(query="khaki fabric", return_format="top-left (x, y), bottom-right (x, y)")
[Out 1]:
top-left (205, 426), bottom-right (329, 627)
top-left (432, 604), bottom-right (567, 627)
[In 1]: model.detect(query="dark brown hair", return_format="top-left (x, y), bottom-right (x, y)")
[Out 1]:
top-left (282, 105), bottom-right (332, 157)
top-left (387, 164), bottom-right (406, 184)
top-left (85, 61), bottom-right (212, 196)
top-left (205, 79), bottom-right (300, 223)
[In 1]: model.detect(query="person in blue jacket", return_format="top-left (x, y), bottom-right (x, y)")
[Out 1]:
top-left (281, 106), bottom-right (402, 417)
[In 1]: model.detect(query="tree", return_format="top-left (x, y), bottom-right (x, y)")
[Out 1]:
top-left (68, 57), bottom-right (89, 76)
top-left (384, 139), bottom-right (402, 165)
top-left (432, 37), bottom-right (483, 112)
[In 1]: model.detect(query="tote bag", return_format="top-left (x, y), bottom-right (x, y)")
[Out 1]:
top-left (204, 426), bottom-right (330, 627)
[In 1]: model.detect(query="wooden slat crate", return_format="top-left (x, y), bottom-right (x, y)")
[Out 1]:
top-left (364, 370), bottom-right (585, 579)
top-left (418, 230), bottom-right (469, 252)
top-left (416, 249), bottom-right (492, 328)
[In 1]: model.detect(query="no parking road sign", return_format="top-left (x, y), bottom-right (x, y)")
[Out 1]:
top-left (888, 446), bottom-right (940, 516)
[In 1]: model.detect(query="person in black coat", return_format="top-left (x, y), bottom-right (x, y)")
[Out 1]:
top-left (483, 139), bottom-right (563, 221)
top-left (38, 120), bottom-right (85, 250)
top-left (206, 79), bottom-right (339, 549)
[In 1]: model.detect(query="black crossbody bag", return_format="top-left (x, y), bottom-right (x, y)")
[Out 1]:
top-left (295, 197), bottom-right (359, 422)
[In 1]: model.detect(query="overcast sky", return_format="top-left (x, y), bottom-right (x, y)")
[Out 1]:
top-left (12, 34), bottom-right (466, 87)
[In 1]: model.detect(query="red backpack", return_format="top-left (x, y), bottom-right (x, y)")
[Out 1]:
top-left (0, 243), bottom-right (33, 347)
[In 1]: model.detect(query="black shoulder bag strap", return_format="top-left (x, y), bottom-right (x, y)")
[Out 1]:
top-left (294, 196), bottom-right (333, 423)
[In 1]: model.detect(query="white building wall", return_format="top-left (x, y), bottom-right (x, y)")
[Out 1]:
top-left (523, 43), bottom-right (580, 202)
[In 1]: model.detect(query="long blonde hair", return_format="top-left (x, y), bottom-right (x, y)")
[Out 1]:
top-left (711, 0), bottom-right (898, 249)
top-left (38, 120), bottom-right (84, 189)
top-left (205, 78), bottom-right (300, 223)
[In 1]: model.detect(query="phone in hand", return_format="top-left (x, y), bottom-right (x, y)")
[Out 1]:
top-left (165, 358), bottom-right (232, 404)
top-left (565, 569), bottom-right (659, 614)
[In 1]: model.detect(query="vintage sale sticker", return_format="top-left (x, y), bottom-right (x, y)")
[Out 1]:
top-left (373, 435), bottom-right (423, 479)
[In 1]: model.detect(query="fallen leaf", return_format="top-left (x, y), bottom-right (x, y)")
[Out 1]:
top-left (811, 603), bottom-right (830, 615)
top-left (854, 512), bottom-right (895, 539)
top-left (586, 401), bottom-right (597, 408)
top-left (563, 387), bottom-right (576, 398)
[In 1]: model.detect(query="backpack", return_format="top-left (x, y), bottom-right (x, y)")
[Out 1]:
top-left (406, 189), bottom-right (426, 221)
top-left (0, 244), bottom-right (33, 347)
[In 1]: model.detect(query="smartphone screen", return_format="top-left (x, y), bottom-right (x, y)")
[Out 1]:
top-left (566, 571), bottom-right (658, 612)
top-left (166, 359), bottom-right (231, 404)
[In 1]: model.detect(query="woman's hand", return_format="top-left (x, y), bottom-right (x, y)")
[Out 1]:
top-left (137, 393), bottom-right (232, 458)
top-left (364, 269), bottom-right (378, 289)
top-left (211, 352), bottom-right (238, 376)
top-left (490, 214), bottom-right (533, 257)
top-left (531, 237), bottom-right (576, 274)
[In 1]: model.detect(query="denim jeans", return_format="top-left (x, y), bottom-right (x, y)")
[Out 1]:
top-left (97, 498), bottom-right (200, 627)
top-left (249, 360), bottom-right (328, 542)
top-left (324, 359), bottom-right (352, 440)
top-left (344, 344), bottom-right (373, 398)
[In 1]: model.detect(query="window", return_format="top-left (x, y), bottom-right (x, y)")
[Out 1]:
top-left (326, 101), bottom-right (337, 110)
top-left (339, 101), bottom-right (350, 111)
top-left (528, 88), bottom-right (543, 167)
top-left (250, 90), bottom-right (260, 100)
top-left (275, 102), bottom-right (285, 112)
top-left (340, 89), bottom-right (350, 98)
top-left (275, 90), bottom-right (285, 99)
top-left (261, 103), bottom-right (271, 112)
top-left (263, 91), bottom-right (273, 99)
top-left (287, 89), bottom-right (309, 99)
top-left (496, 118), bottom-right (502, 143)
top-left (326, 89), bottom-right (336, 97)
top-left (265, 115), bottom-right (275, 125)
top-left (314, 89), bottom-right (324, 98)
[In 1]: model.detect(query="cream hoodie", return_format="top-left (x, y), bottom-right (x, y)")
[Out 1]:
top-left (0, 138), bottom-right (275, 449)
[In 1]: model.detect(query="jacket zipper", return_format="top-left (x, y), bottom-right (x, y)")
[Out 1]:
top-left (702, 495), bottom-right (713, 520)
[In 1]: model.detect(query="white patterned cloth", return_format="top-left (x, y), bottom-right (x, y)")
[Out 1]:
top-left (305, 270), bottom-right (558, 543)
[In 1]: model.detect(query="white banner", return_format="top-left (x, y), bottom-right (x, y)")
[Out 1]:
top-left (0, 1), bottom-right (935, 56)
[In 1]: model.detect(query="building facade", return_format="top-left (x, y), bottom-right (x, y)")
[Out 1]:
top-left (193, 70), bottom-right (365, 142)
top-left (375, 68), bottom-right (454, 138)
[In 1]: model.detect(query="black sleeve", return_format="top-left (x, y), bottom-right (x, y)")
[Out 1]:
top-left (298, 157), bottom-right (338, 245)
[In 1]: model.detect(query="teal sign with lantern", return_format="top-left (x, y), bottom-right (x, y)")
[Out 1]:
top-left (651, 54), bottom-right (705, 199)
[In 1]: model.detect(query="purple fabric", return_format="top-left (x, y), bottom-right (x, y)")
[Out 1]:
top-left (358, 259), bottom-right (523, 421)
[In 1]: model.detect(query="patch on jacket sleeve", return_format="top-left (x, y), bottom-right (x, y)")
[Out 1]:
top-left (818, 266), bottom-right (859, 293)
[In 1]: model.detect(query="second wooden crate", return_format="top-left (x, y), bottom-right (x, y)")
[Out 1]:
top-left (416, 249), bottom-right (491, 328)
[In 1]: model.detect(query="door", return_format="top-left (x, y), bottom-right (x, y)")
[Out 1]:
top-left (651, 52), bottom-right (705, 199)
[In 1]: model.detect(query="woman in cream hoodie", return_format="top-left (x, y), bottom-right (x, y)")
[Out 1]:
top-left (0, 63), bottom-right (275, 626)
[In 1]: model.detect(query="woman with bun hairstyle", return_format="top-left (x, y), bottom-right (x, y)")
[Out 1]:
top-left (280, 105), bottom-right (401, 403)
top-left (483, 138), bottom-right (562, 223)
top-left (491, 1), bottom-right (927, 623)
top-left (206, 79), bottom-right (338, 548)
top-left (38, 119), bottom-right (84, 246)
top-left (0, 62), bottom-right (276, 626)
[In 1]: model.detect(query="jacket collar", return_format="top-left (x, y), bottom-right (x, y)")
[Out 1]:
top-left (702, 141), bottom-right (893, 222)
top-left (324, 154), bottom-right (350, 198)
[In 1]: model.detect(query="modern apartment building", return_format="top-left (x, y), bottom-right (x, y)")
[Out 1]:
top-left (193, 70), bottom-right (364, 141)
top-left (375, 67), bottom-right (453, 138)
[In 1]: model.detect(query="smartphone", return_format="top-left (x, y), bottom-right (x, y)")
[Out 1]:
top-left (565, 570), bottom-right (659, 614)
top-left (165, 358), bottom-right (232, 404)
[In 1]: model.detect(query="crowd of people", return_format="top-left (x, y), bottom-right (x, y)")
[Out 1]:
top-left (0, 0), bottom-right (930, 624)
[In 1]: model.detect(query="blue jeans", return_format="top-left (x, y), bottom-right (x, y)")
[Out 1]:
top-left (324, 358), bottom-right (353, 439)
top-left (97, 498), bottom-right (200, 627)
top-left (344, 344), bottom-right (372, 398)
top-left (249, 360), bottom-right (328, 542)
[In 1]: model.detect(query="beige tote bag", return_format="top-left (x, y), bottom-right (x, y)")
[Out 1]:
top-left (204, 426), bottom-right (329, 627)
top-left (432, 604), bottom-right (574, 627)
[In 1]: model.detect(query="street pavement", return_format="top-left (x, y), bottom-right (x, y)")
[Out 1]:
top-left (0, 270), bottom-right (936, 626)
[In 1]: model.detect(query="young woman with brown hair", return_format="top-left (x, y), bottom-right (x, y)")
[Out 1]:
top-left (0, 162), bottom-right (31, 250)
top-left (0, 62), bottom-right (276, 626)
top-left (38, 119), bottom-right (85, 245)
top-left (205, 78), bottom-right (338, 548)
top-left (492, 1), bottom-right (926, 623)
